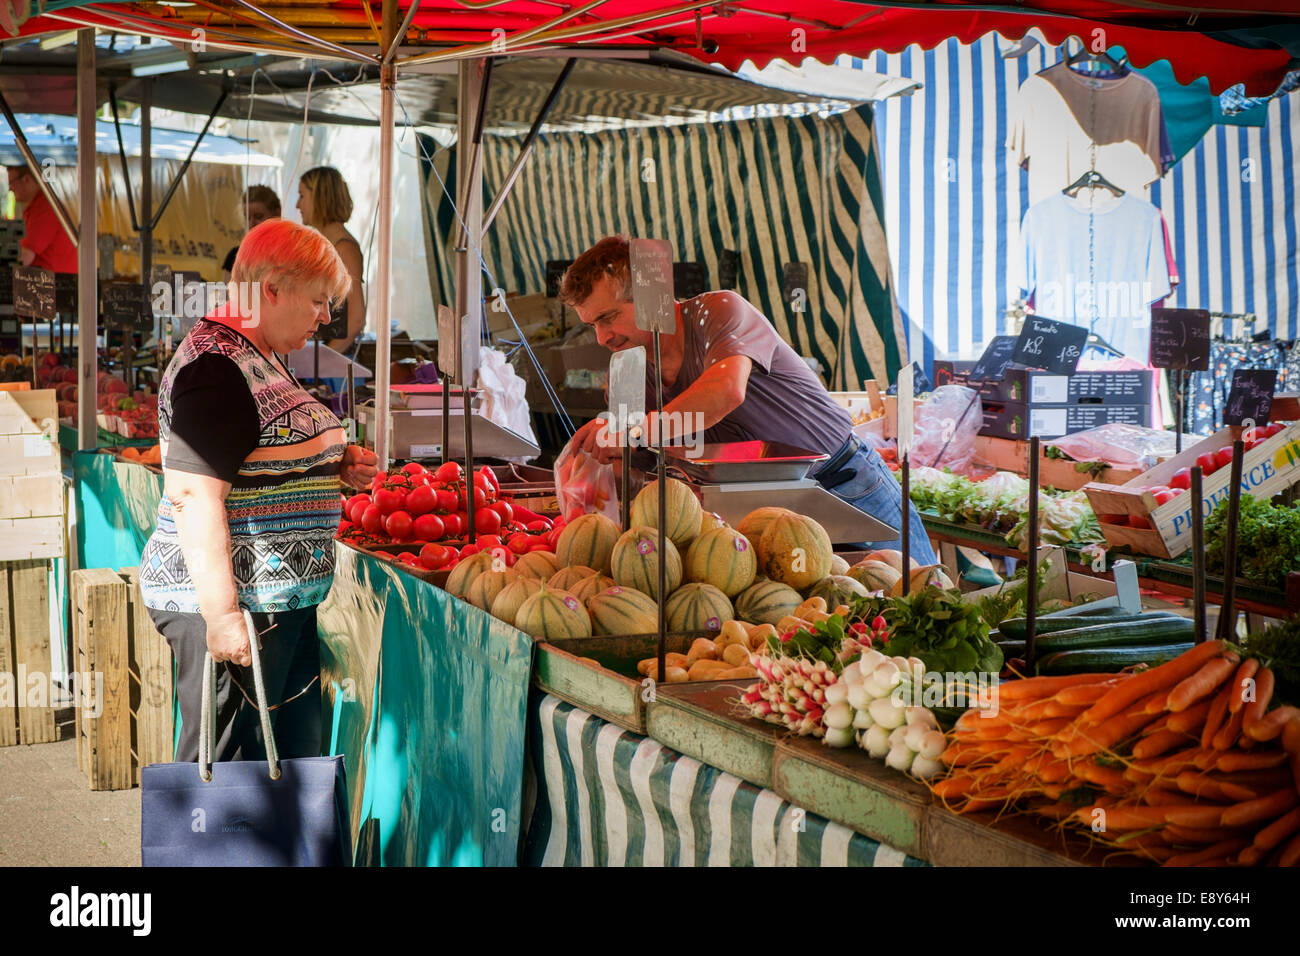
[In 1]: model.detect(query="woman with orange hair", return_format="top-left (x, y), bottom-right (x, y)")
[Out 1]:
top-left (140, 218), bottom-right (378, 763)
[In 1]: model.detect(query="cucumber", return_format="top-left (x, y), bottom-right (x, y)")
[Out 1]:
top-left (996, 639), bottom-right (1026, 659)
top-left (998, 609), bottom-right (1178, 641)
top-left (1036, 616), bottom-right (1194, 654)
top-left (1036, 642), bottom-right (1195, 675)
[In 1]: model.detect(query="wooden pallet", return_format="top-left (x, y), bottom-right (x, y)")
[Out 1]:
top-left (0, 559), bottom-right (58, 747)
top-left (72, 567), bottom-right (174, 790)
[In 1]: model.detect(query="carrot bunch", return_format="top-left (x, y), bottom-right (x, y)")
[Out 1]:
top-left (932, 640), bottom-right (1300, 867)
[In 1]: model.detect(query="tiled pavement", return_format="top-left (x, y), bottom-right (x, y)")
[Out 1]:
top-left (0, 739), bottom-right (140, 867)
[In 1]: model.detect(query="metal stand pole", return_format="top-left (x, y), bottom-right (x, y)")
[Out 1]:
top-left (1026, 436), bottom-right (1041, 666)
top-left (1191, 465), bottom-right (1207, 643)
top-left (654, 329), bottom-right (667, 691)
top-left (76, 31), bottom-right (97, 448)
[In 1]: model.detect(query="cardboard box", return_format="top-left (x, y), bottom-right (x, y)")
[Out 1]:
top-left (1083, 422), bottom-right (1300, 559)
top-left (935, 361), bottom-right (1152, 406)
top-left (980, 401), bottom-right (1152, 440)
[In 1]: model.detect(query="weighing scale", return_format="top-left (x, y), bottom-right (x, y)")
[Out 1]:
top-left (356, 384), bottom-right (541, 460)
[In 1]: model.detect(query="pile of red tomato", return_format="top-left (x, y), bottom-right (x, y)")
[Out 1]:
top-left (336, 461), bottom-right (565, 572)
top-left (1096, 425), bottom-right (1289, 529)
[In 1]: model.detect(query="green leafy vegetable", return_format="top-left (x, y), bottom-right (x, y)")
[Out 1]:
top-left (1244, 616), bottom-right (1300, 707)
top-left (1205, 496), bottom-right (1300, 590)
top-left (880, 586), bottom-right (1003, 675)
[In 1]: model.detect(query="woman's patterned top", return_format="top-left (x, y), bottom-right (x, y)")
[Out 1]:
top-left (140, 318), bottom-right (346, 613)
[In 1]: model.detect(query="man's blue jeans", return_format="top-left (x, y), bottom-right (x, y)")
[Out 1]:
top-left (815, 439), bottom-right (938, 564)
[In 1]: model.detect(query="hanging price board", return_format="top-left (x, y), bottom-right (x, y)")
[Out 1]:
top-left (1012, 317), bottom-right (1087, 375)
top-left (1224, 369), bottom-right (1277, 427)
top-left (100, 282), bottom-right (154, 333)
top-left (970, 335), bottom-right (1018, 382)
top-left (630, 238), bottom-right (675, 333)
top-left (1149, 308), bottom-right (1211, 371)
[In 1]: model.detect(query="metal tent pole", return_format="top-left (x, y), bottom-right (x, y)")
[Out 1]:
top-left (77, 30), bottom-right (97, 448)
top-left (455, 57), bottom-right (487, 532)
top-left (372, 0), bottom-right (397, 468)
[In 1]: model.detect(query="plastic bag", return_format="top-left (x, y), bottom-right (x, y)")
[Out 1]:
top-left (553, 442), bottom-right (620, 523)
top-left (1045, 423), bottom-right (1178, 469)
top-left (910, 384), bottom-right (983, 475)
top-left (475, 346), bottom-right (539, 463)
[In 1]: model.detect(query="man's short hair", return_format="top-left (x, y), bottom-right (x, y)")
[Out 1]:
top-left (558, 235), bottom-right (633, 307)
top-left (243, 184), bottom-right (281, 217)
top-left (232, 218), bottom-right (351, 303)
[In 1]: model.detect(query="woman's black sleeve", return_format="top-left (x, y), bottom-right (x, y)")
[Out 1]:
top-left (164, 353), bottom-right (259, 483)
top-left (222, 245), bottom-right (239, 273)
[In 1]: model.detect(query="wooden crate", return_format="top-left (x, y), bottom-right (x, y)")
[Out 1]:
top-left (973, 435), bottom-right (1149, 489)
top-left (0, 559), bottom-right (58, 747)
top-left (0, 389), bottom-right (63, 561)
top-left (1084, 422), bottom-right (1300, 559)
top-left (72, 567), bottom-right (174, 790)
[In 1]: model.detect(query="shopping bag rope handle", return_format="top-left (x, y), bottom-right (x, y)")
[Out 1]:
top-left (198, 610), bottom-right (282, 783)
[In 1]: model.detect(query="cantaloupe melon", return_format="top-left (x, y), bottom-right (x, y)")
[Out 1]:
top-left (586, 586), bottom-right (660, 636)
top-left (683, 527), bottom-right (756, 598)
top-left (610, 526), bottom-right (682, 599)
top-left (490, 576), bottom-right (545, 626)
top-left (757, 513), bottom-right (833, 591)
top-left (848, 560), bottom-right (902, 593)
top-left (630, 478), bottom-right (702, 550)
top-left (571, 573), bottom-right (616, 606)
top-left (733, 579), bottom-right (803, 626)
top-left (445, 551), bottom-right (497, 599)
top-left (665, 583), bottom-right (733, 633)
top-left (515, 587), bottom-right (592, 640)
top-left (736, 506), bottom-right (795, 550)
top-left (698, 510), bottom-right (729, 535)
top-left (807, 574), bottom-right (870, 607)
top-left (466, 569), bottom-right (511, 611)
top-left (863, 549), bottom-right (920, 572)
top-left (513, 550), bottom-right (560, 581)
top-left (555, 512), bottom-right (620, 574)
top-left (830, 554), bottom-right (850, 575)
top-left (548, 565), bottom-right (598, 591)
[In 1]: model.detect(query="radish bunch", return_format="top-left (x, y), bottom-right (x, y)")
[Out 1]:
top-left (741, 637), bottom-right (867, 737)
top-left (823, 646), bottom-right (945, 779)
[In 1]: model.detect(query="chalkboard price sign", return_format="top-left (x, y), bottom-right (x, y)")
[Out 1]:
top-left (101, 282), bottom-right (154, 332)
top-left (12, 265), bottom-right (55, 320)
top-left (0, 265), bottom-right (12, 308)
top-left (629, 238), bottom-right (675, 333)
top-left (970, 335), bottom-right (1019, 382)
top-left (1012, 316), bottom-right (1087, 375)
top-left (1149, 308), bottom-right (1211, 371)
top-left (1224, 368), bottom-right (1277, 427)
top-left (54, 272), bottom-right (77, 313)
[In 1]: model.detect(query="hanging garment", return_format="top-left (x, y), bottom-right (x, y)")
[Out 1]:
top-left (1016, 191), bottom-right (1172, 364)
top-left (1008, 64), bottom-right (1171, 204)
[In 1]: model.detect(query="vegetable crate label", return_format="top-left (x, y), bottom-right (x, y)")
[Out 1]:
top-left (1082, 421), bottom-right (1300, 559)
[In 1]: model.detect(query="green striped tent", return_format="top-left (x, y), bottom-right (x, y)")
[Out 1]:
top-left (419, 104), bottom-right (907, 387)
top-left (525, 694), bottom-right (927, 866)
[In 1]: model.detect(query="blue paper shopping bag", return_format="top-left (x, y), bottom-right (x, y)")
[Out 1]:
top-left (141, 613), bottom-right (351, 866)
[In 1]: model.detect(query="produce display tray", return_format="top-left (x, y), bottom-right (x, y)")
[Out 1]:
top-left (646, 680), bottom-right (788, 790)
top-left (919, 512), bottom-right (1094, 564)
top-left (535, 632), bottom-right (715, 735)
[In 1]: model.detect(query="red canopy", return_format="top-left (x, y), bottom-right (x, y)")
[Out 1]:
top-left (17, 0), bottom-right (1299, 95)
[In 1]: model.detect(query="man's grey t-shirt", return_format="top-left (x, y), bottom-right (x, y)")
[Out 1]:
top-left (648, 291), bottom-right (852, 457)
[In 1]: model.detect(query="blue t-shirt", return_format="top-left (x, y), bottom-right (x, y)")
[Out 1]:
top-left (1017, 192), bottom-right (1172, 364)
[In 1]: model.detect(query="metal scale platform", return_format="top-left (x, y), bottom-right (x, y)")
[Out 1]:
top-left (357, 385), bottom-right (541, 460)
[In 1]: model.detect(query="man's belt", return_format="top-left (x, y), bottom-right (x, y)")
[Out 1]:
top-left (814, 434), bottom-right (863, 489)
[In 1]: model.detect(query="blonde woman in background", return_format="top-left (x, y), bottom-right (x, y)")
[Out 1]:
top-left (297, 166), bottom-right (365, 352)
top-left (221, 185), bottom-right (280, 282)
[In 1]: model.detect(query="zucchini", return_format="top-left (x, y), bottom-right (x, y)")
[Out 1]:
top-left (996, 639), bottom-right (1026, 659)
top-left (998, 609), bottom-right (1179, 641)
top-left (1036, 616), bottom-right (1194, 654)
top-left (1036, 642), bottom-right (1195, 675)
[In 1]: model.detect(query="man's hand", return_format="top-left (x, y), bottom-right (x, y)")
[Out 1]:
top-left (206, 610), bottom-right (252, 667)
top-left (570, 418), bottom-right (622, 464)
top-left (340, 444), bottom-right (378, 490)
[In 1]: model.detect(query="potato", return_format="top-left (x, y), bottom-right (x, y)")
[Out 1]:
top-left (686, 637), bottom-right (717, 666)
top-left (797, 596), bottom-right (828, 617)
top-left (666, 666), bottom-right (690, 683)
top-left (666, 652), bottom-right (690, 670)
top-left (637, 658), bottom-right (655, 676)
top-left (777, 615), bottom-right (813, 635)
top-left (804, 609), bottom-right (832, 624)
top-left (716, 666), bottom-right (758, 680)
top-left (722, 643), bottom-right (751, 667)
top-left (746, 623), bottom-right (777, 651)
top-left (833, 604), bottom-right (851, 618)
top-left (715, 620), bottom-right (749, 650)
top-left (688, 659), bottom-right (730, 681)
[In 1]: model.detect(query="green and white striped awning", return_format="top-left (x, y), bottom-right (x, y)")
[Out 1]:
top-left (525, 695), bottom-right (927, 866)
top-left (421, 101), bottom-right (908, 388)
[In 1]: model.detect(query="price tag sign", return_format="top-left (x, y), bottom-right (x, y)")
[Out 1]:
top-left (54, 272), bottom-right (77, 314)
top-left (0, 265), bottom-right (13, 308)
top-left (608, 346), bottom-right (647, 440)
top-left (896, 362), bottom-right (915, 459)
top-left (970, 335), bottom-right (1018, 382)
top-left (100, 282), bottom-right (154, 332)
top-left (1012, 317), bottom-right (1087, 375)
top-left (910, 360), bottom-right (933, 395)
top-left (1149, 308), bottom-right (1211, 371)
top-left (436, 304), bottom-right (457, 380)
top-left (630, 238), bottom-right (675, 333)
top-left (12, 265), bottom-right (55, 321)
top-left (1224, 368), bottom-right (1277, 427)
